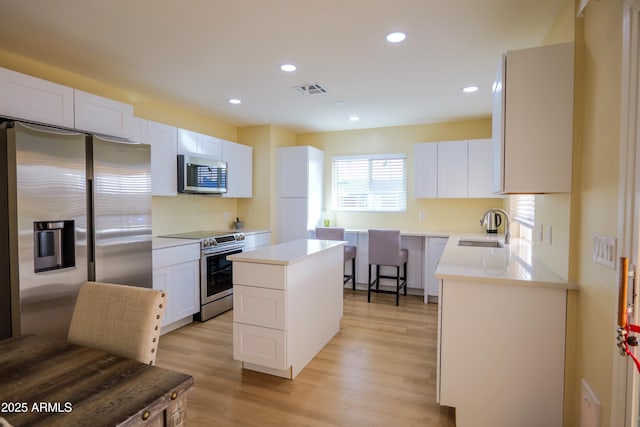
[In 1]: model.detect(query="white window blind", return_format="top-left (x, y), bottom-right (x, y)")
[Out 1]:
top-left (510, 195), bottom-right (535, 228)
top-left (332, 154), bottom-right (406, 212)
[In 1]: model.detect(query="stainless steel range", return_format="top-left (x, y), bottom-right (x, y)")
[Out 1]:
top-left (161, 230), bottom-right (245, 321)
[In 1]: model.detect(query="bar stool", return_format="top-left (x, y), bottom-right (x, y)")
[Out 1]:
top-left (367, 229), bottom-right (408, 306)
top-left (315, 227), bottom-right (356, 289)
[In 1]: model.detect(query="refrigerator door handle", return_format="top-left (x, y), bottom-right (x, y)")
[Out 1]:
top-left (92, 134), bottom-right (137, 144)
top-left (17, 121), bottom-right (84, 137)
top-left (87, 177), bottom-right (95, 281)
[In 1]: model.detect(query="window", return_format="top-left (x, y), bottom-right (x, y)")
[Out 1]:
top-left (332, 154), bottom-right (406, 212)
top-left (510, 194), bottom-right (535, 227)
top-left (510, 194), bottom-right (535, 243)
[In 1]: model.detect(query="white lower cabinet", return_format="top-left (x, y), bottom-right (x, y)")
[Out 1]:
top-left (425, 237), bottom-right (448, 302)
top-left (234, 284), bottom-right (287, 370)
top-left (152, 243), bottom-right (200, 332)
top-left (438, 278), bottom-right (566, 426)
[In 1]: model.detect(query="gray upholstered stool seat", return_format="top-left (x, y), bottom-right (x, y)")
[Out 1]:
top-left (315, 227), bottom-right (356, 288)
top-left (367, 229), bottom-right (408, 306)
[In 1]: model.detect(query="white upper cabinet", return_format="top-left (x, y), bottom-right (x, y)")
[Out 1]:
top-left (177, 128), bottom-right (222, 160)
top-left (467, 139), bottom-right (495, 198)
top-left (414, 142), bottom-right (438, 198)
top-left (130, 118), bottom-right (178, 196)
top-left (74, 89), bottom-right (133, 139)
top-left (0, 67), bottom-right (74, 128)
top-left (221, 139), bottom-right (252, 198)
top-left (149, 121), bottom-right (178, 196)
top-left (437, 140), bottom-right (468, 198)
top-left (492, 42), bottom-right (574, 194)
top-left (129, 116), bottom-right (148, 144)
top-left (415, 139), bottom-right (499, 198)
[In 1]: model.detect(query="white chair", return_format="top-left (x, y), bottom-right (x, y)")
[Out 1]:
top-left (315, 227), bottom-right (357, 288)
top-left (67, 281), bottom-right (166, 365)
top-left (367, 229), bottom-right (408, 306)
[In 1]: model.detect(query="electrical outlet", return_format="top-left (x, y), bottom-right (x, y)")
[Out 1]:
top-left (593, 234), bottom-right (616, 268)
top-left (580, 379), bottom-right (601, 427)
top-left (224, 211), bottom-right (230, 220)
top-left (418, 211), bottom-right (426, 221)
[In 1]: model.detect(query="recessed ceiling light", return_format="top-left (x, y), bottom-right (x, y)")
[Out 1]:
top-left (349, 115), bottom-right (360, 121)
top-left (229, 99), bottom-right (242, 104)
top-left (280, 64), bottom-right (297, 72)
top-left (386, 32), bottom-right (406, 43)
top-left (462, 86), bottom-right (479, 93)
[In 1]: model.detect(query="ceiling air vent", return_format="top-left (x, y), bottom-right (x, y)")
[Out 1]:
top-left (294, 82), bottom-right (328, 95)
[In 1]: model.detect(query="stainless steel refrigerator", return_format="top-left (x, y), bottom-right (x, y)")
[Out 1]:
top-left (0, 121), bottom-right (152, 339)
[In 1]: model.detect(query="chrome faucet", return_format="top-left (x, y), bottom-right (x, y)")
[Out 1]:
top-left (480, 208), bottom-right (511, 244)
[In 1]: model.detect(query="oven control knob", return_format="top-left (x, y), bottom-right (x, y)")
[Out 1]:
top-left (211, 239), bottom-right (218, 246)
top-left (202, 240), bottom-right (208, 248)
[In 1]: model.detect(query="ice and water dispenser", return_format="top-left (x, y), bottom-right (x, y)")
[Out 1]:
top-left (33, 220), bottom-right (75, 273)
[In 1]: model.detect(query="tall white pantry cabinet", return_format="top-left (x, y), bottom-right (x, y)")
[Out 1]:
top-left (276, 146), bottom-right (324, 243)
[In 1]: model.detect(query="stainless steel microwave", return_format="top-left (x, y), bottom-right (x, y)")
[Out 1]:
top-left (177, 154), bottom-right (228, 194)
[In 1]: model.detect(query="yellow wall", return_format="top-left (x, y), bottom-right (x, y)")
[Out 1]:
top-left (236, 125), bottom-right (296, 239)
top-left (570, 0), bottom-right (623, 425)
top-left (297, 119), bottom-right (507, 232)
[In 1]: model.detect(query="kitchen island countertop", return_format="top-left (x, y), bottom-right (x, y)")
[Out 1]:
top-left (228, 238), bottom-right (345, 266)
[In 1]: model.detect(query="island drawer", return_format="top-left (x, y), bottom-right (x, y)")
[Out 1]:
top-left (233, 262), bottom-right (286, 290)
top-left (233, 323), bottom-right (287, 370)
top-left (234, 285), bottom-right (286, 330)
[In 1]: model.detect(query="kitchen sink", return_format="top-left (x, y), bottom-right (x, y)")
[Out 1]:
top-left (457, 239), bottom-right (504, 248)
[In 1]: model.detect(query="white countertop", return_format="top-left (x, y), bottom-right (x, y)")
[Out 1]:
top-left (435, 234), bottom-right (577, 290)
top-left (228, 239), bottom-right (345, 266)
top-left (152, 229), bottom-right (271, 250)
top-left (152, 237), bottom-right (200, 250)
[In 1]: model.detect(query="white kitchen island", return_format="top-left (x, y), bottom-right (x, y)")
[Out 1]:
top-left (435, 236), bottom-right (578, 427)
top-left (228, 239), bottom-right (345, 379)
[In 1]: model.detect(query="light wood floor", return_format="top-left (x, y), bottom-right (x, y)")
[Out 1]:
top-left (156, 290), bottom-right (455, 426)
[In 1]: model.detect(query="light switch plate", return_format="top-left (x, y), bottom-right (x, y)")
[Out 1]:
top-left (593, 234), bottom-right (616, 268)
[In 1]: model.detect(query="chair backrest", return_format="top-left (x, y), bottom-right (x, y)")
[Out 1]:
top-left (368, 229), bottom-right (402, 266)
top-left (316, 227), bottom-right (345, 241)
top-left (67, 281), bottom-right (166, 365)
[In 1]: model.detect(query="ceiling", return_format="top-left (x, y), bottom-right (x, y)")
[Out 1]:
top-left (0, 0), bottom-right (566, 133)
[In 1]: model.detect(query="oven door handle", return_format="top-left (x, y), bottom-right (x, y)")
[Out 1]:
top-left (201, 244), bottom-right (245, 256)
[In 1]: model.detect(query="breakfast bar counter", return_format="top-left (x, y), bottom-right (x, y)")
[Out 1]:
top-left (228, 239), bottom-right (345, 379)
